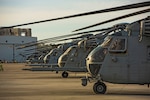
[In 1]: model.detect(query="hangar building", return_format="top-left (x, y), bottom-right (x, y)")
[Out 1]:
top-left (0, 28), bottom-right (37, 62)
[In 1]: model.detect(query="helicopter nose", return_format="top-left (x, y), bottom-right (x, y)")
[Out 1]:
top-left (45, 58), bottom-right (49, 64)
top-left (86, 56), bottom-right (101, 77)
top-left (44, 55), bottom-right (50, 64)
top-left (58, 54), bottom-right (68, 67)
top-left (88, 64), bottom-right (102, 77)
top-left (58, 61), bottom-right (65, 67)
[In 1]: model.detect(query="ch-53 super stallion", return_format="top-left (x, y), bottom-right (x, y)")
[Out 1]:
top-left (1, 1), bottom-right (150, 94)
top-left (80, 16), bottom-right (150, 94)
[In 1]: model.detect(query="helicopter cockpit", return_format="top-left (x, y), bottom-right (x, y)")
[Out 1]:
top-left (43, 45), bottom-right (64, 64)
top-left (86, 36), bottom-right (111, 77)
top-left (43, 48), bottom-right (58, 64)
top-left (58, 45), bottom-right (77, 68)
top-left (86, 30), bottom-right (128, 77)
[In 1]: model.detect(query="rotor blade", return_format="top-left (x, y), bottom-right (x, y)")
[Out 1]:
top-left (57, 36), bottom-right (84, 41)
top-left (1, 1), bottom-right (150, 28)
top-left (16, 31), bottom-right (89, 48)
top-left (17, 27), bottom-right (110, 49)
top-left (57, 27), bottom-right (112, 41)
top-left (73, 27), bottom-right (111, 34)
top-left (20, 27), bottom-right (110, 46)
top-left (73, 8), bottom-right (150, 32)
top-left (17, 33), bottom-right (83, 48)
top-left (32, 27), bottom-right (110, 43)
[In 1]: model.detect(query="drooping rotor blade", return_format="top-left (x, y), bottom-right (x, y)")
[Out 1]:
top-left (56, 34), bottom-right (93, 41)
top-left (1, 1), bottom-right (150, 28)
top-left (73, 8), bottom-right (150, 32)
top-left (16, 31), bottom-right (89, 48)
top-left (16, 33), bottom-right (77, 47)
top-left (37, 27), bottom-right (110, 42)
top-left (54, 27), bottom-right (113, 42)
top-left (17, 27), bottom-right (110, 49)
top-left (18, 28), bottom-right (104, 47)
top-left (17, 38), bottom-right (57, 48)
top-left (17, 41), bottom-right (57, 49)
top-left (72, 27), bottom-right (111, 34)
top-left (16, 33), bottom-right (85, 49)
top-left (25, 48), bottom-right (51, 52)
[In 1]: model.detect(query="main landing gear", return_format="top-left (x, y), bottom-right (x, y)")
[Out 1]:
top-left (81, 77), bottom-right (107, 94)
top-left (93, 81), bottom-right (107, 94)
top-left (62, 71), bottom-right (68, 78)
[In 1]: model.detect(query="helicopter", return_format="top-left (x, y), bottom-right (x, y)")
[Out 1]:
top-left (58, 40), bottom-right (98, 77)
top-left (57, 34), bottom-right (100, 78)
top-left (80, 16), bottom-right (150, 94)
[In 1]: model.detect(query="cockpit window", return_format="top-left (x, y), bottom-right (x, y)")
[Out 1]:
top-left (53, 52), bottom-right (57, 56)
top-left (101, 37), bottom-right (112, 48)
top-left (89, 46), bottom-right (107, 62)
top-left (64, 46), bottom-right (77, 54)
top-left (47, 55), bottom-right (50, 59)
top-left (70, 48), bottom-right (77, 57)
top-left (57, 45), bottom-right (63, 49)
top-left (109, 38), bottom-right (127, 53)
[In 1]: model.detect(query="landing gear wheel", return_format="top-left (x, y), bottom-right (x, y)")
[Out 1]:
top-left (93, 82), bottom-right (106, 94)
top-left (62, 71), bottom-right (68, 78)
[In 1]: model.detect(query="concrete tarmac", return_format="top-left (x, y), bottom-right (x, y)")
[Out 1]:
top-left (0, 63), bottom-right (150, 100)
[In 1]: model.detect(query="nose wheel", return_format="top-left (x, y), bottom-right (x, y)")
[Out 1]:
top-left (93, 81), bottom-right (106, 94)
top-left (62, 71), bottom-right (68, 78)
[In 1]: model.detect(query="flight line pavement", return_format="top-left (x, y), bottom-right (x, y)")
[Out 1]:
top-left (0, 63), bottom-right (150, 100)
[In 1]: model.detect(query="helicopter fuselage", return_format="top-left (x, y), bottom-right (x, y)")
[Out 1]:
top-left (100, 36), bottom-right (150, 84)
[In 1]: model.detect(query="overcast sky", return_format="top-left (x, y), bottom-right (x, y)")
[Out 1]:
top-left (0, 0), bottom-right (149, 40)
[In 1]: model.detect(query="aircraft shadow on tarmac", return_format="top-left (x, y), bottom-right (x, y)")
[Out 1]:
top-left (27, 90), bottom-right (150, 96)
top-left (106, 92), bottom-right (150, 96)
top-left (21, 76), bottom-right (83, 79)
